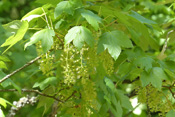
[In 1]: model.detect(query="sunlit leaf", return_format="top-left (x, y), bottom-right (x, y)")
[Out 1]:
top-left (0, 56), bottom-right (10, 62)
top-left (2, 20), bottom-right (22, 34)
top-left (1, 20), bottom-right (28, 54)
top-left (54, 1), bottom-right (74, 18)
top-left (33, 77), bottom-right (57, 90)
top-left (55, 19), bottom-right (64, 29)
top-left (25, 29), bottom-right (55, 53)
top-left (81, 9), bottom-right (102, 30)
top-left (65, 26), bottom-right (94, 49)
top-left (0, 108), bottom-right (5, 117)
top-left (129, 11), bottom-right (156, 24)
top-left (22, 7), bottom-right (44, 22)
top-left (0, 61), bottom-right (7, 69)
top-left (0, 98), bottom-right (12, 108)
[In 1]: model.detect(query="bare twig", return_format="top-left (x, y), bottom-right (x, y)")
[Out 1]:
top-left (55, 33), bottom-right (63, 43)
top-left (160, 30), bottom-right (174, 55)
top-left (162, 85), bottom-right (175, 99)
top-left (0, 55), bottom-right (42, 84)
top-left (64, 91), bottom-right (76, 102)
top-left (124, 104), bottom-right (140, 117)
top-left (146, 86), bottom-right (151, 117)
top-left (106, 19), bottom-right (118, 27)
top-left (0, 89), bottom-right (63, 102)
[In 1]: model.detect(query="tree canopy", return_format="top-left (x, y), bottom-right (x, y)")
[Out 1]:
top-left (1, 0), bottom-right (175, 117)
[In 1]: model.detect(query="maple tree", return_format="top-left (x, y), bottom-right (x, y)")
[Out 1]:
top-left (1, 0), bottom-right (175, 116)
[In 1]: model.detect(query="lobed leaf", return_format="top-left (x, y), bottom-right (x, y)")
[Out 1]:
top-left (81, 9), bottom-right (102, 30)
top-left (98, 30), bottom-right (133, 60)
top-left (22, 7), bottom-right (44, 22)
top-left (54, 1), bottom-right (74, 18)
top-left (1, 20), bottom-right (28, 54)
top-left (140, 67), bottom-right (168, 90)
top-left (65, 26), bottom-right (94, 49)
top-left (25, 29), bottom-right (55, 53)
top-left (33, 77), bottom-right (57, 90)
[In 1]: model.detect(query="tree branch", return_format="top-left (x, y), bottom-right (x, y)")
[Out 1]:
top-left (0, 55), bottom-right (42, 84)
top-left (0, 89), bottom-right (63, 102)
top-left (162, 85), bottom-right (175, 99)
top-left (124, 104), bottom-right (140, 117)
top-left (160, 30), bottom-right (174, 55)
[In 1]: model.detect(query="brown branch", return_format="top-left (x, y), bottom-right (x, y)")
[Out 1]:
top-left (55, 33), bottom-right (63, 43)
top-left (0, 89), bottom-right (63, 102)
top-left (0, 55), bottom-right (42, 84)
top-left (146, 86), bottom-right (151, 117)
top-left (106, 19), bottom-right (118, 27)
top-left (162, 85), bottom-right (175, 99)
top-left (64, 91), bottom-right (76, 102)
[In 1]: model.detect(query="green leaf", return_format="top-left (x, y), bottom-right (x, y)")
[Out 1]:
top-left (127, 17), bottom-right (159, 51)
top-left (0, 98), bottom-right (7, 108)
top-left (0, 61), bottom-right (7, 69)
top-left (116, 90), bottom-right (133, 110)
top-left (81, 9), bottom-right (102, 30)
top-left (108, 102), bottom-right (122, 117)
top-left (65, 26), bottom-right (94, 49)
top-left (0, 98), bottom-right (12, 108)
top-left (134, 56), bottom-right (155, 72)
top-left (2, 20), bottom-right (22, 34)
top-left (1, 20), bottom-right (28, 54)
top-left (37, 86), bottom-right (55, 114)
top-left (54, 1), bottom-right (74, 18)
top-left (33, 77), bottom-right (57, 90)
top-left (97, 30), bottom-right (133, 60)
top-left (0, 56), bottom-right (10, 62)
top-left (164, 68), bottom-right (175, 78)
top-left (141, 67), bottom-right (168, 90)
top-left (35, 0), bottom-right (61, 5)
top-left (55, 19), bottom-right (64, 29)
top-left (0, 108), bottom-right (5, 117)
top-left (129, 11), bottom-right (156, 24)
top-left (22, 7), bottom-right (44, 22)
top-left (168, 31), bottom-right (175, 43)
top-left (25, 29), bottom-right (55, 53)
top-left (11, 81), bottom-right (22, 95)
top-left (166, 110), bottom-right (175, 117)
top-left (104, 77), bottom-right (115, 91)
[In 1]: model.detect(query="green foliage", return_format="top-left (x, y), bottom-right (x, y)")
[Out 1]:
top-left (141, 67), bottom-right (168, 90)
top-left (54, 1), bottom-right (74, 18)
top-left (98, 30), bottom-right (133, 60)
top-left (65, 26), bottom-right (94, 49)
top-left (81, 9), bottom-right (102, 30)
top-left (25, 29), bottom-right (55, 53)
top-left (166, 110), bottom-right (175, 117)
top-left (1, 20), bottom-right (28, 53)
top-left (1, 0), bottom-right (175, 116)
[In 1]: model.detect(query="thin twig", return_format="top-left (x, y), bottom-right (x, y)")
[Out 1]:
top-left (146, 86), bottom-right (151, 117)
top-left (105, 19), bottom-right (118, 27)
top-left (124, 103), bottom-right (140, 117)
top-left (0, 89), bottom-right (63, 102)
top-left (64, 91), bottom-right (76, 102)
top-left (56, 91), bottom-right (77, 111)
top-left (162, 85), bottom-right (175, 99)
top-left (55, 33), bottom-right (63, 43)
top-left (0, 55), bottom-right (42, 84)
top-left (42, 8), bottom-right (50, 29)
top-left (160, 30), bottom-right (174, 55)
